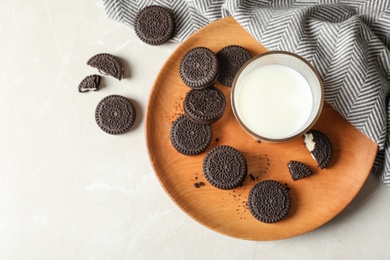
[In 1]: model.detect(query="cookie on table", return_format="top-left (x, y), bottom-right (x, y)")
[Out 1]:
top-left (287, 161), bottom-right (312, 181)
top-left (78, 74), bottom-right (101, 93)
top-left (87, 53), bottom-right (124, 80)
top-left (95, 95), bottom-right (136, 135)
top-left (203, 145), bottom-right (247, 190)
top-left (179, 47), bottom-right (219, 89)
top-left (304, 130), bottom-right (332, 169)
top-left (170, 114), bottom-right (212, 156)
top-left (247, 180), bottom-right (291, 223)
top-left (184, 86), bottom-right (226, 124)
top-left (134, 5), bottom-right (175, 45)
top-left (216, 45), bottom-right (251, 87)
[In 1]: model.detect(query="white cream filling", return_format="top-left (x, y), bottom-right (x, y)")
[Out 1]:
top-left (304, 132), bottom-right (315, 152)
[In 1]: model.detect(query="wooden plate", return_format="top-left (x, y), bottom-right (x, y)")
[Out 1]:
top-left (145, 17), bottom-right (378, 240)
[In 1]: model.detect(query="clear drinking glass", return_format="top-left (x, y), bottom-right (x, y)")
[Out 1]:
top-left (231, 51), bottom-right (324, 142)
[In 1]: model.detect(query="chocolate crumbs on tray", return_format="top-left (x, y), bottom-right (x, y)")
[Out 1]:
top-left (194, 182), bottom-right (205, 188)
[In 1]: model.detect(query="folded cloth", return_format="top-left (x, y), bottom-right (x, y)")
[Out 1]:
top-left (103, 0), bottom-right (390, 185)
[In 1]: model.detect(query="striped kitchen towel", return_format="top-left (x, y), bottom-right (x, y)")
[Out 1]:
top-left (102, 0), bottom-right (390, 185)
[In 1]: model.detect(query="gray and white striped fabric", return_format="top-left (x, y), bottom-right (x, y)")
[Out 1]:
top-left (103, 0), bottom-right (390, 185)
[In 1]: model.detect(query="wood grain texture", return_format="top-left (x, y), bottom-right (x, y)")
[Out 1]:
top-left (145, 17), bottom-right (378, 240)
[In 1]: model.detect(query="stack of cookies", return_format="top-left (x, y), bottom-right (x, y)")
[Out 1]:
top-left (170, 45), bottom-right (253, 192)
top-left (170, 46), bottom-right (224, 156)
top-left (170, 45), bottom-right (252, 156)
top-left (169, 45), bottom-right (250, 191)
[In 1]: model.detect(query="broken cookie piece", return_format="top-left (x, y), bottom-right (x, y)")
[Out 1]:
top-left (304, 130), bottom-right (332, 169)
top-left (287, 160), bottom-right (313, 181)
top-left (87, 53), bottom-right (124, 80)
top-left (78, 74), bottom-right (101, 93)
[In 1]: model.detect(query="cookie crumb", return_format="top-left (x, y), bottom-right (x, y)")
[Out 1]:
top-left (194, 182), bottom-right (205, 188)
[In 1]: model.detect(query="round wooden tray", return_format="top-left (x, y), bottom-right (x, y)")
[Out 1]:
top-left (145, 17), bottom-right (378, 240)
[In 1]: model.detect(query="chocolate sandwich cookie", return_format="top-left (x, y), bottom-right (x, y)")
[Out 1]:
top-left (134, 5), bottom-right (175, 45)
top-left (247, 180), bottom-right (291, 223)
top-left (287, 161), bottom-right (312, 181)
top-left (304, 130), bottom-right (332, 169)
top-left (95, 95), bottom-right (136, 135)
top-left (203, 145), bottom-right (247, 190)
top-left (87, 53), bottom-right (124, 80)
top-left (170, 114), bottom-right (212, 156)
top-left (78, 74), bottom-right (101, 93)
top-left (184, 86), bottom-right (226, 124)
top-left (179, 47), bottom-right (219, 89)
top-left (216, 45), bottom-right (251, 87)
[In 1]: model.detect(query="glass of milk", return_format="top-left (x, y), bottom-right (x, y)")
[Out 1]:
top-left (231, 51), bottom-right (323, 142)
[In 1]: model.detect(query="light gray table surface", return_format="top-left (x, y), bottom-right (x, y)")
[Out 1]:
top-left (1, 1), bottom-right (389, 259)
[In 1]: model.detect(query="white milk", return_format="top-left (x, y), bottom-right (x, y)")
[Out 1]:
top-left (235, 64), bottom-right (313, 139)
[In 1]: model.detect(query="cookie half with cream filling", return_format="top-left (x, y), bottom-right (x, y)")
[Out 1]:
top-left (304, 130), bottom-right (332, 169)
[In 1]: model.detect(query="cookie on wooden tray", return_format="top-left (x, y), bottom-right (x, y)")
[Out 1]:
top-left (87, 53), bottom-right (124, 80)
top-left (287, 161), bottom-right (312, 181)
top-left (216, 45), bottom-right (251, 87)
top-left (203, 145), bottom-right (247, 190)
top-left (304, 130), bottom-right (332, 169)
top-left (247, 180), bottom-right (291, 223)
top-left (170, 114), bottom-right (212, 156)
top-left (95, 95), bottom-right (136, 135)
top-left (78, 74), bottom-right (101, 93)
top-left (184, 86), bottom-right (226, 124)
top-left (179, 47), bottom-right (219, 89)
top-left (134, 5), bottom-right (175, 45)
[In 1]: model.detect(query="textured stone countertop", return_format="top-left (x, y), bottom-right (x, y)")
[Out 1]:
top-left (1, 0), bottom-right (389, 259)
